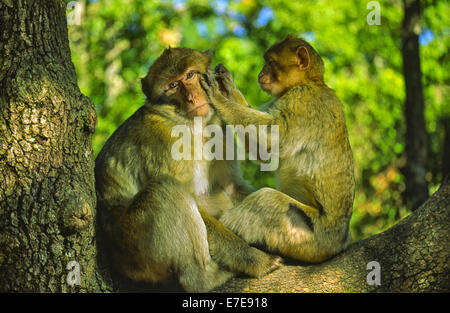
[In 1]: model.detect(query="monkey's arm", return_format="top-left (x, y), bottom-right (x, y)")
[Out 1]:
top-left (202, 71), bottom-right (277, 126)
top-left (201, 72), bottom-right (285, 156)
top-left (204, 73), bottom-right (278, 127)
top-left (198, 206), bottom-right (281, 277)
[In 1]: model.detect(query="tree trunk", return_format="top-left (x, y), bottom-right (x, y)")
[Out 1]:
top-left (401, 0), bottom-right (429, 209)
top-left (215, 180), bottom-right (450, 292)
top-left (0, 0), bottom-right (112, 292)
top-left (442, 116), bottom-right (450, 182)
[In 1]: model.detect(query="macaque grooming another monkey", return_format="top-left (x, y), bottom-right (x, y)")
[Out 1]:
top-left (200, 35), bottom-right (355, 263)
top-left (95, 47), bottom-right (280, 292)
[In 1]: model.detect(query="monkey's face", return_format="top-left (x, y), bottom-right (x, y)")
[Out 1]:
top-left (164, 66), bottom-right (210, 118)
top-left (142, 48), bottom-right (212, 119)
top-left (258, 55), bottom-right (286, 97)
top-left (258, 36), bottom-right (311, 98)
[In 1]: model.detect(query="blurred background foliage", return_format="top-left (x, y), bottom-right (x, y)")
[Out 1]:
top-left (67, 0), bottom-right (449, 241)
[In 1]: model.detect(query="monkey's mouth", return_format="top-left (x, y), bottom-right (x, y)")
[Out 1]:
top-left (259, 82), bottom-right (271, 89)
top-left (187, 103), bottom-right (209, 114)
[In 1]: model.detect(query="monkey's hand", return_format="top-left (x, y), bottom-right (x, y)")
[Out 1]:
top-left (214, 64), bottom-right (233, 98)
top-left (201, 70), bottom-right (273, 127)
top-left (201, 70), bottom-right (230, 106)
top-left (214, 64), bottom-right (249, 107)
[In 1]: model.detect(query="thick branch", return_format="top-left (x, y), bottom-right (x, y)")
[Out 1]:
top-left (215, 181), bottom-right (449, 292)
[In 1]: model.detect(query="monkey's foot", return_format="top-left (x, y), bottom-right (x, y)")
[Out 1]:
top-left (245, 247), bottom-right (282, 278)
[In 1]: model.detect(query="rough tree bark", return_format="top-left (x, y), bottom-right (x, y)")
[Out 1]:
top-left (0, 0), bottom-right (112, 292)
top-left (401, 0), bottom-right (429, 209)
top-left (215, 181), bottom-right (449, 292)
top-left (442, 116), bottom-right (450, 181)
top-left (0, 0), bottom-right (448, 293)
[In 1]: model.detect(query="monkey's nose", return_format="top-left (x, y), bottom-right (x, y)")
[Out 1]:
top-left (258, 74), bottom-right (265, 83)
top-left (258, 71), bottom-right (269, 84)
top-left (187, 93), bottom-right (197, 103)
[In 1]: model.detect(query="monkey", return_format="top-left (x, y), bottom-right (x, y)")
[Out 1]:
top-left (200, 35), bottom-right (355, 263)
top-left (94, 47), bottom-right (281, 292)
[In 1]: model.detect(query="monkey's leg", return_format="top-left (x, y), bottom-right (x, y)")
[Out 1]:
top-left (219, 187), bottom-right (333, 263)
top-left (199, 208), bottom-right (282, 278)
top-left (112, 176), bottom-right (232, 292)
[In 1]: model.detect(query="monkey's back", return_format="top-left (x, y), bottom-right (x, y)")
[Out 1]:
top-left (94, 104), bottom-right (190, 213)
top-left (275, 84), bottom-right (355, 225)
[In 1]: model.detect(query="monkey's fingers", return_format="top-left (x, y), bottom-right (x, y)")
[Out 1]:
top-left (201, 71), bottom-right (221, 98)
top-left (214, 65), bottom-right (241, 104)
top-left (215, 64), bottom-right (235, 85)
top-left (203, 70), bottom-right (213, 86)
top-left (215, 76), bottom-right (230, 97)
top-left (200, 73), bottom-right (212, 95)
top-left (214, 63), bottom-right (230, 75)
top-left (213, 69), bottom-right (231, 98)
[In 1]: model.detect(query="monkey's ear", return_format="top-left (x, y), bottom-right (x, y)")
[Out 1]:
top-left (162, 46), bottom-right (173, 57)
top-left (286, 34), bottom-right (297, 40)
top-left (202, 49), bottom-right (215, 69)
top-left (296, 46), bottom-right (310, 70)
top-left (203, 49), bottom-right (215, 58)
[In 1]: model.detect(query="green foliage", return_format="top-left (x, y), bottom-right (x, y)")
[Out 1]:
top-left (68, 0), bottom-right (449, 240)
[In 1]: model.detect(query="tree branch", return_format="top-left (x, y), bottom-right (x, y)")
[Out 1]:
top-left (215, 180), bottom-right (450, 292)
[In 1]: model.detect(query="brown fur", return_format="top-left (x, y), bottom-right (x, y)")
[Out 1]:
top-left (200, 35), bottom-right (355, 263)
top-left (95, 48), bottom-right (281, 292)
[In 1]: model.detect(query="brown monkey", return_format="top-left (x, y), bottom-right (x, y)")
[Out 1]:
top-left (200, 35), bottom-right (355, 263)
top-left (95, 47), bottom-right (281, 292)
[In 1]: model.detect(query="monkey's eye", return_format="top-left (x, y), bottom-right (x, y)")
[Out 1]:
top-left (168, 81), bottom-right (179, 89)
top-left (186, 70), bottom-right (196, 80)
